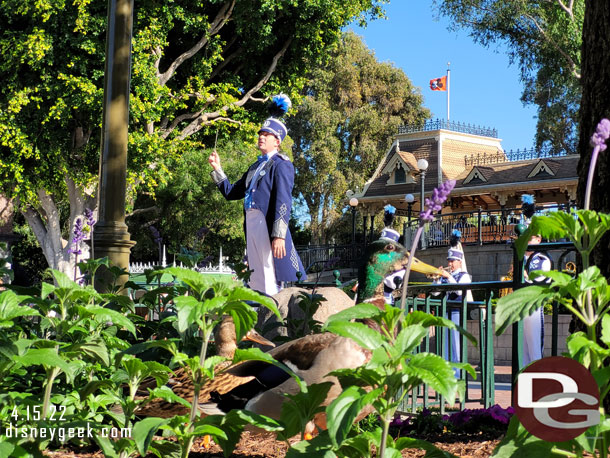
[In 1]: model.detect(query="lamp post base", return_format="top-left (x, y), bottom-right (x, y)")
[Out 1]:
top-left (92, 221), bottom-right (136, 292)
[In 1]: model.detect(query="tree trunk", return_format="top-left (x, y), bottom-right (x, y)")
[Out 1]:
top-left (21, 178), bottom-right (95, 280)
top-left (577, 0), bottom-right (610, 411)
top-left (577, 0), bottom-right (610, 264)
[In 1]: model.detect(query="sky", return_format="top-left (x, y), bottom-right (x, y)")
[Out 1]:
top-left (349, 1), bottom-right (538, 153)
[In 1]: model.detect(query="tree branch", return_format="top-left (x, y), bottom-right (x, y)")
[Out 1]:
top-left (524, 13), bottom-right (581, 79)
top-left (127, 206), bottom-right (160, 218)
top-left (157, 0), bottom-right (236, 86)
top-left (176, 38), bottom-right (292, 140)
top-left (554, 0), bottom-right (574, 19)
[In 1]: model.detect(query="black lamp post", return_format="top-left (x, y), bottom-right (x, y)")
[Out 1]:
top-left (416, 158), bottom-right (429, 249)
top-left (404, 193), bottom-right (414, 246)
top-left (349, 196), bottom-right (358, 244)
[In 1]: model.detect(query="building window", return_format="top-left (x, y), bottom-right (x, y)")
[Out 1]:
top-left (395, 164), bottom-right (406, 184)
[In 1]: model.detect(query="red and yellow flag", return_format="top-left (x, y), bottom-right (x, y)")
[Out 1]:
top-left (430, 76), bottom-right (447, 91)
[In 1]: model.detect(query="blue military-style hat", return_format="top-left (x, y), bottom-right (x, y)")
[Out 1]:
top-left (447, 248), bottom-right (464, 261)
top-left (380, 227), bottom-right (400, 242)
top-left (259, 117), bottom-right (288, 142)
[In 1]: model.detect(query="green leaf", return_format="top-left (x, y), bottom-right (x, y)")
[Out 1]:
top-left (393, 324), bottom-right (428, 355)
top-left (0, 290), bottom-right (40, 322)
top-left (286, 430), bottom-right (336, 457)
top-left (147, 440), bottom-right (182, 458)
top-left (67, 337), bottom-right (110, 366)
top-left (324, 321), bottom-right (384, 350)
top-left (191, 423), bottom-right (227, 438)
top-left (147, 386), bottom-right (192, 409)
top-left (326, 385), bottom-right (367, 447)
top-left (14, 348), bottom-right (71, 373)
top-left (403, 353), bottom-right (459, 401)
top-left (227, 287), bottom-right (282, 320)
top-left (279, 382), bottom-right (333, 440)
top-left (495, 286), bottom-right (553, 335)
top-left (382, 447), bottom-right (403, 458)
top-left (133, 417), bottom-right (168, 456)
top-left (395, 436), bottom-right (458, 457)
top-left (324, 302), bottom-right (382, 325)
top-left (77, 305), bottom-right (136, 336)
top-left (233, 347), bottom-right (304, 390)
top-left (94, 436), bottom-right (120, 458)
top-left (490, 415), bottom-right (556, 457)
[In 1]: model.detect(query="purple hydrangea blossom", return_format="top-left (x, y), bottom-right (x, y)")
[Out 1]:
top-left (420, 180), bottom-right (456, 223)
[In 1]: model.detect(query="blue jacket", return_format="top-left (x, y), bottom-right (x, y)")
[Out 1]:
top-left (211, 154), bottom-right (306, 282)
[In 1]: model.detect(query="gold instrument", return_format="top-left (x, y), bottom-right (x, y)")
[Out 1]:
top-left (564, 261), bottom-right (577, 275)
top-left (499, 268), bottom-right (513, 298)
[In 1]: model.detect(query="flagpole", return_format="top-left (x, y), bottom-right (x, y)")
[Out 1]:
top-left (447, 62), bottom-right (451, 121)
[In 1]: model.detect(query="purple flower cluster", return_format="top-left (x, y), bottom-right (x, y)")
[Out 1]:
top-left (69, 208), bottom-right (96, 256)
top-left (590, 118), bottom-right (610, 151)
top-left (390, 404), bottom-right (514, 438)
top-left (420, 180), bottom-right (456, 223)
top-left (149, 226), bottom-right (163, 245)
top-left (444, 404), bottom-right (514, 427)
top-left (70, 218), bottom-right (85, 255)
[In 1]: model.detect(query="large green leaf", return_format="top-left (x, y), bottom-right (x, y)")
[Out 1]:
top-left (133, 417), bottom-right (169, 456)
top-left (226, 304), bottom-right (258, 343)
top-left (324, 302), bottom-right (382, 326)
top-left (490, 416), bottom-right (556, 457)
top-left (393, 324), bottom-right (428, 355)
top-left (76, 305), bottom-right (136, 336)
top-left (403, 353), bottom-right (458, 401)
top-left (14, 348), bottom-right (71, 373)
top-left (326, 385), bottom-right (367, 447)
top-left (65, 337), bottom-right (110, 366)
top-left (147, 386), bottom-right (192, 409)
top-left (324, 321), bottom-right (384, 350)
top-left (227, 287), bottom-right (281, 319)
top-left (232, 347), bottom-right (304, 390)
top-left (495, 286), bottom-right (553, 335)
top-left (279, 381), bottom-right (333, 440)
top-left (285, 430), bottom-right (337, 457)
top-left (0, 290), bottom-right (40, 323)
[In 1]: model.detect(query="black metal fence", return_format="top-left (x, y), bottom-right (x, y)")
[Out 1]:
top-left (295, 243), bottom-right (365, 273)
top-left (397, 118), bottom-right (498, 138)
top-left (404, 205), bottom-right (572, 250)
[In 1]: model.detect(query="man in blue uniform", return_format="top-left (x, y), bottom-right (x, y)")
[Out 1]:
top-left (522, 233), bottom-right (551, 366)
top-left (435, 247), bottom-right (473, 377)
top-left (208, 117), bottom-right (306, 295)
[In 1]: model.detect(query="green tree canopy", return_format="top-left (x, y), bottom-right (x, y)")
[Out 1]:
top-left (287, 31), bottom-right (429, 243)
top-left (0, 0), bottom-right (387, 275)
top-left (435, 0), bottom-right (583, 154)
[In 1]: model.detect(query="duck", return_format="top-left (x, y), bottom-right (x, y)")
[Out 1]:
top-left (137, 240), bottom-right (441, 431)
top-left (166, 241), bottom-right (438, 426)
top-left (134, 316), bottom-right (275, 418)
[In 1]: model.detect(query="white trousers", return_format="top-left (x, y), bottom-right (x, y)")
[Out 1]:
top-left (245, 209), bottom-right (279, 296)
top-left (523, 307), bottom-right (544, 366)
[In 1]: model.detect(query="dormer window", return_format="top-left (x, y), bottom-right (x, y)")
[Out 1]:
top-left (394, 163), bottom-right (406, 184)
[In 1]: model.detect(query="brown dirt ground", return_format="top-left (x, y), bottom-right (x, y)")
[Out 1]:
top-left (44, 432), bottom-right (501, 457)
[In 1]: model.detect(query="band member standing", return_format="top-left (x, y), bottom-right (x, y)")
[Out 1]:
top-left (208, 95), bottom-right (305, 295)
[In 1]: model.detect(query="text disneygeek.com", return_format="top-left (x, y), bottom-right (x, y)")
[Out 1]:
top-left (3, 424), bottom-right (132, 442)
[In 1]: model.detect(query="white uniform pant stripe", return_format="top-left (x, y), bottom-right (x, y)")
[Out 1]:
top-left (523, 306), bottom-right (544, 366)
top-left (245, 209), bottom-right (279, 295)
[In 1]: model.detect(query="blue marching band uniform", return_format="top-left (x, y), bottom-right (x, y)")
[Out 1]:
top-left (211, 151), bottom-right (306, 292)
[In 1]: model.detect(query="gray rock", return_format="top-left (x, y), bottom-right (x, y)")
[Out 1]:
top-left (257, 287), bottom-right (355, 340)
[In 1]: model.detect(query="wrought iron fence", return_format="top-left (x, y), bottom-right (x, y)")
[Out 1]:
top-left (295, 243), bottom-right (365, 272)
top-left (464, 147), bottom-right (576, 167)
top-left (397, 118), bottom-right (498, 138)
top-left (403, 204), bottom-right (571, 250)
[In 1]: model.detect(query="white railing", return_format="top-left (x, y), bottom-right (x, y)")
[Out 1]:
top-left (129, 247), bottom-right (234, 275)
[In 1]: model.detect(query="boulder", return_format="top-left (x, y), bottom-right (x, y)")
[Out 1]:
top-left (257, 286), bottom-right (355, 340)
